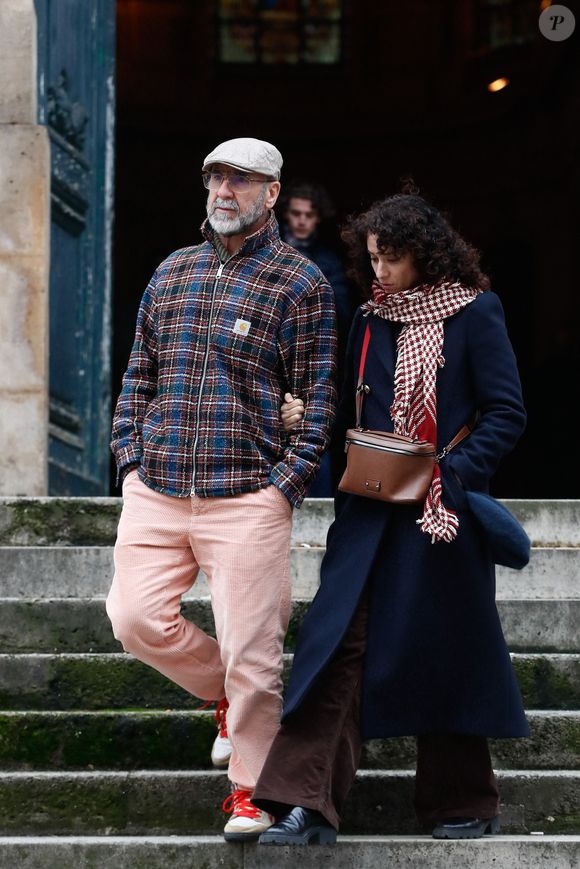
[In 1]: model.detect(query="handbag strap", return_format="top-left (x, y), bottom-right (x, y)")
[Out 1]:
top-left (355, 321), bottom-right (476, 459)
top-left (355, 323), bottom-right (372, 428)
top-left (437, 418), bottom-right (476, 460)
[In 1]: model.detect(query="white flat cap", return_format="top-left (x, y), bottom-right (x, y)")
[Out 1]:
top-left (202, 137), bottom-right (283, 180)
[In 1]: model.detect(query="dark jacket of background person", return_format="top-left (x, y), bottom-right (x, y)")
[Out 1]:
top-left (282, 291), bottom-right (530, 739)
top-left (282, 227), bottom-right (354, 496)
top-left (282, 229), bottom-right (353, 351)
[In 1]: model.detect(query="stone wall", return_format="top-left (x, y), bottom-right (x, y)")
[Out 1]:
top-left (0, 0), bottom-right (50, 495)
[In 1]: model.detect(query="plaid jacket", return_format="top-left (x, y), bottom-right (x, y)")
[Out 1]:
top-left (111, 214), bottom-right (337, 507)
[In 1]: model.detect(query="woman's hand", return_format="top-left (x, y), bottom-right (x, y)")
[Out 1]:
top-left (281, 392), bottom-right (305, 432)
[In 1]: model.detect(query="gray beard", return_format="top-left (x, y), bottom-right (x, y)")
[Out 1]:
top-left (207, 186), bottom-right (268, 236)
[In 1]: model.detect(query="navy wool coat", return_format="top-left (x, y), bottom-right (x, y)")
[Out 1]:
top-left (284, 291), bottom-right (530, 740)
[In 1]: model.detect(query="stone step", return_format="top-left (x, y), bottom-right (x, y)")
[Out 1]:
top-left (0, 597), bottom-right (578, 654)
top-left (0, 710), bottom-right (577, 772)
top-left (1, 545), bottom-right (578, 600)
top-left (0, 653), bottom-right (578, 711)
top-left (0, 497), bottom-right (334, 548)
top-left (0, 769), bottom-right (578, 835)
top-left (0, 835), bottom-right (579, 869)
top-left (0, 599), bottom-right (302, 655)
top-left (0, 544), bottom-right (321, 599)
top-left (1, 497), bottom-right (579, 547)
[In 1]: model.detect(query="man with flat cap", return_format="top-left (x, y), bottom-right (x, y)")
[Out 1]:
top-left (107, 138), bottom-right (337, 840)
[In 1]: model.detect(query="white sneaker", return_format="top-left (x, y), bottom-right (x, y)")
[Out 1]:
top-left (211, 697), bottom-right (232, 768)
top-left (223, 788), bottom-right (274, 842)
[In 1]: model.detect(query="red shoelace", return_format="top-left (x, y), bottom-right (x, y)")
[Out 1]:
top-left (222, 788), bottom-right (261, 819)
top-left (215, 697), bottom-right (229, 739)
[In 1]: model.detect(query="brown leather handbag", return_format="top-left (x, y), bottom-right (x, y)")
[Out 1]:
top-left (338, 323), bottom-right (473, 504)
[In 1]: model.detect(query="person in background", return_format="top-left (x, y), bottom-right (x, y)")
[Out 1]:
top-left (106, 138), bottom-right (337, 842)
top-left (252, 189), bottom-right (529, 845)
top-left (279, 181), bottom-right (355, 496)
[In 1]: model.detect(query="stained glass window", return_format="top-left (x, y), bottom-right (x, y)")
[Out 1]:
top-left (474, 0), bottom-right (544, 51)
top-left (217, 0), bottom-right (343, 65)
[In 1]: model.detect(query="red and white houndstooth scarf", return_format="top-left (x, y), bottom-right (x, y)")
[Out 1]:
top-left (362, 278), bottom-right (480, 543)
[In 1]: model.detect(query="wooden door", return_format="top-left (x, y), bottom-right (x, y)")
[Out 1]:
top-left (35, 0), bottom-right (115, 494)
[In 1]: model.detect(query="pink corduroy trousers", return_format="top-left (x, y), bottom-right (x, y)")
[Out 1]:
top-left (106, 469), bottom-right (293, 790)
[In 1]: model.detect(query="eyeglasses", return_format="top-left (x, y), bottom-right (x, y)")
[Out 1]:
top-left (202, 171), bottom-right (269, 192)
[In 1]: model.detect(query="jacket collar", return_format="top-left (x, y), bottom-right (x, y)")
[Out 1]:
top-left (201, 211), bottom-right (281, 258)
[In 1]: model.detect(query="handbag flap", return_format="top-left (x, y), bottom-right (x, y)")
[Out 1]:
top-left (346, 428), bottom-right (436, 457)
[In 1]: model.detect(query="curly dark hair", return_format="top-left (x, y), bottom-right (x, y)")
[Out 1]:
top-left (341, 191), bottom-right (490, 298)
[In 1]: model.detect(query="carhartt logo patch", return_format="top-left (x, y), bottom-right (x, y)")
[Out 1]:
top-left (233, 318), bottom-right (251, 336)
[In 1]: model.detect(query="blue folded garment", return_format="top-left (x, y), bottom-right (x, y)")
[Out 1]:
top-left (464, 491), bottom-right (531, 570)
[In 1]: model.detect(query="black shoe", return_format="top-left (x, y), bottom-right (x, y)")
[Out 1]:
top-left (432, 815), bottom-right (500, 839)
top-left (258, 806), bottom-right (337, 845)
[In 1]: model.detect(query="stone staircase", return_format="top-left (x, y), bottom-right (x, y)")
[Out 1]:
top-left (0, 496), bottom-right (579, 868)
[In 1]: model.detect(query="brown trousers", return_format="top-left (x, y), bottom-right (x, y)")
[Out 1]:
top-left (253, 592), bottom-right (500, 830)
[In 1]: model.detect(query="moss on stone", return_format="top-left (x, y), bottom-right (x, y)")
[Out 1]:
top-left (0, 500), bottom-right (120, 546)
top-left (282, 601), bottom-right (309, 651)
top-left (0, 598), bottom-right (307, 655)
top-left (5, 711), bottom-right (578, 772)
top-left (1, 653), bottom-right (577, 712)
top-left (0, 718), bottom-right (62, 768)
top-left (492, 716), bottom-right (580, 769)
top-left (0, 712), bottom-right (216, 770)
top-left (546, 813), bottom-right (580, 833)
top-left (48, 657), bottom-right (198, 711)
top-left (0, 775), bottom-right (129, 834)
top-left (514, 657), bottom-right (580, 709)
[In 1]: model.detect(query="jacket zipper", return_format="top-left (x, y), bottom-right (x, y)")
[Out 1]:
top-left (191, 261), bottom-right (224, 494)
top-left (346, 437), bottom-right (436, 459)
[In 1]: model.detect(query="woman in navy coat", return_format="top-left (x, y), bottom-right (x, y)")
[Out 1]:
top-left (253, 191), bottom-right (529, 844)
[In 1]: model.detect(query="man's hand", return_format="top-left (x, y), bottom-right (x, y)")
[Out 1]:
top-left (281, 392), bottom-right (305, 432)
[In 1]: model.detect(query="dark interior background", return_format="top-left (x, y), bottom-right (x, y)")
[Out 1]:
top-left (112, 0), bottom-right (580, 497)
